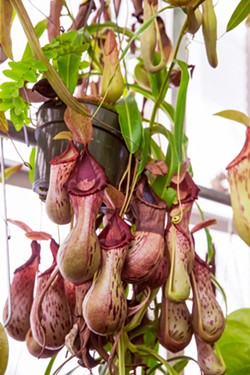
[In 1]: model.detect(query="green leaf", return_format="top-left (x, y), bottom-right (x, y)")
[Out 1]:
top-left (28, 147), bottom-right (36, 184)
top-left (13, 96), bottom-right (26, 109)
top-left (115, 94), bottom-right (142, 154)
top-left (22, 19), bottom-right (47, 59)
top-left (173, 359), bottom-right (189, 373)
top-left (217, 308), bottom-right (250, 374)
top-left (3, 69), bottom-right (21, 81)
top-left (129, 83), bottom-right (175, 121)
top-left (0, 100), bottom-right (13, 111)
top-left (174, 60), bottom-right (189, 162)
top-left (195, 201), bottom-right (215, 262)
top-left (150, 138), bottom-right (165, 160)
top-left (136, 127), bottom-right (150, 177)
top-left (43, 49), bottom-right (57, 60)
top-left (10, 88), bottom-right (20, 98)
top-left (22, 69), bottom-right (38, 82)
top-left (10, 108), bottom-right (29, 130)
top-left (214, 109), bottom-right (250, 127)
top-left (0, 89), bottom-right (18, 99)
top-left (55, 29), bottom-right (78, 44)
top-left (152, 175), bottom-right (176, 206)
top-left (165, 132), bottom-right (179, 184)
top-left (55, 31), bottom-right (85, 93)
top-left (8, 60), bottom-right (30, 72)
top-left (151, 126), bottom-right (179, 204)
top-left (150, 123), bottom-right (173, 140)
top-left (226, 0), bottom-right (250, 32)
top-left (79, 60), bottom-right (89, 70)
top-left (57, 53), bottom-right (81, 93)
top-left (0, 81), bottom-right (18, 90)
top-left (33, 60), bottom-right (48, 72)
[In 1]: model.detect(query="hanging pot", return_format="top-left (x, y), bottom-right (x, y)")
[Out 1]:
top-left (33, 100), bottom-right (129, 200)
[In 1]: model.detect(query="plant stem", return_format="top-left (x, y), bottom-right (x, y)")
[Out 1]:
top-left (125, 288), bottom-right (158, 332)
top-left (118, 331), bottom-right (126, 375)
top-left (120, 153), bottom-right (139, 217)
top-left (122, 158), bottom-right (139, 215)
top-left (134, 345), bottom-right (179, 375)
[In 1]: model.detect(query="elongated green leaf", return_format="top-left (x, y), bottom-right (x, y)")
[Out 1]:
top-left (56, 31), bottom-right (85, 93)
top-left (129, 83), bottom-right (175, 121)
top-left (151, 128), bottom-right (179, 205)
top-left (174, 60), bottom-right (189, 162)
top-left (57, 53), bottom-right (81, 93)
top-left (137, 127), bottom-right (150, 177)
top-left (115, 94), bottom-right (142, 153)
top-left (150, 123), bottom-right (173, 140)
top-left (150, 138), bottom-right (165, 160)
top-left (28, 146), bottom-right (36, 183)
top-left (226, 0), bottom-right (250, 32)
top-left (214, 109), bottom-right (250, 127)
top-left (217, 308), bottom-right (250, 374)
top-left (22, 19), bottom-right (47, 59)
top-left (152, 167), bottom-right (177, 206)
top-left (165, 129), bottom-right (180, 185)
top-left (195, 201), bottom-right (215, 262)
top-left (211, 274), bottom-right (228, 316)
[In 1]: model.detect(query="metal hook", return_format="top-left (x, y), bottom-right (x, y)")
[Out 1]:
top-left (0, 137), bottom-right (12, 326)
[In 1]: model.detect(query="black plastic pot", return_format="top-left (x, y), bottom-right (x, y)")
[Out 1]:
top-left (33, 100), bottom-right (129, 200)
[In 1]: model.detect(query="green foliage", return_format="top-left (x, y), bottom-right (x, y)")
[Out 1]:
top-left (22, 19), bottom-right (47, 60)
top-left (226, 0), bottom-right (250, 32)
top-left (0, 29), bottom-right (90, 130)
top-left (115, 93), bottom-right (142, 154)
top-left (137, 127), bottom-right (150, 177)
top-left (129, 82), bottom-right (175, 121)
top-left (42, 30), bottom-right (90, 93)
top-left (0, 56), bottom-right (47, 129)
top-left (28, 146), bottom-right (36, 184)
top-left (214, 109), bottom-right (250, 127)
top-left (217, 308), bottom-right (250, 374)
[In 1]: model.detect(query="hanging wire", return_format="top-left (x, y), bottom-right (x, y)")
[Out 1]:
top-left (0, 137), bottom-right (12, 326)
top-left (22, 124), bottom-right (30, 148)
